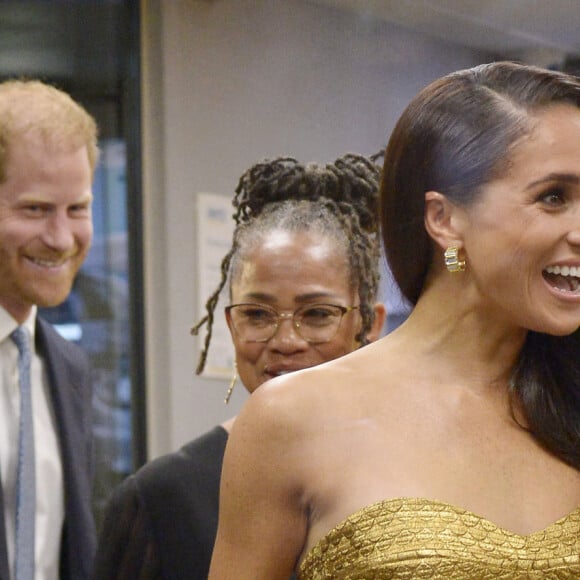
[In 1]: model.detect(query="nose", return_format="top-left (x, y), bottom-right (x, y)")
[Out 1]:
top-left (41, 211), bottom-right (75, 252)
top-left (267, 316), bottom-right (309, 353)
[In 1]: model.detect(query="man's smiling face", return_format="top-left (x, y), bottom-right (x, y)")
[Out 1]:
top-left (0, 134), bottom-right (93, 322)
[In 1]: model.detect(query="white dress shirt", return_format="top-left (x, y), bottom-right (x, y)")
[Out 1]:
top-left (0, 306), bottom-right (64, 580)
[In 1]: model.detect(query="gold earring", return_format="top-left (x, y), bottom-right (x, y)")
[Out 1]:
top-left (224, 362), bottom-right (237, 404)
top-left (444, 246), bottom-right (466, 273)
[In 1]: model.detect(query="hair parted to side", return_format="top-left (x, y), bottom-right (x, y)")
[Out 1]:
top-left (0, 79), bottom-right (100, 183)
top-left (191, 153), bottom-right (383, 375)
top-left (380, 60), bottom-right (580, 468)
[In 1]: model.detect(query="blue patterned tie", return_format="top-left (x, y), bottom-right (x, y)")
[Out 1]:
top-left (10, 327), bottom-right (35, 580)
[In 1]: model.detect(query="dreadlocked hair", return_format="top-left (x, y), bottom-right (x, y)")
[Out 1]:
top-left (191, 153), bottom-right (382, 375)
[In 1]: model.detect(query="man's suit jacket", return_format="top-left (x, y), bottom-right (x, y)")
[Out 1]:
top-left (0, 317), bottom-right (96, 580)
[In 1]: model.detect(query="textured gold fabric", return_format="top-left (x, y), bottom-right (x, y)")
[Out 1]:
top-left (298, 498), bottom-right (580, 579)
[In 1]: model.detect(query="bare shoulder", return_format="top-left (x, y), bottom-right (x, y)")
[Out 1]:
top-left (228, 368), bottom-right (327, 461)
top-left (211, 336), bottom-right (412, 577)
top-left (231, 335), bottom-right (403, 450)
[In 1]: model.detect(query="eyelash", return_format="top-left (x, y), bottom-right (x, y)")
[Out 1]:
top-left (537, 187), bottom-right (567, 207)
top-left (22, 205), bottom-right (89, 215)
top-left (23, 205), bottom-right (45, 215)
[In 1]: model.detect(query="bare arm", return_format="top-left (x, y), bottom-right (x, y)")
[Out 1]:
top-left (209, 383), bottom-right (310, 578)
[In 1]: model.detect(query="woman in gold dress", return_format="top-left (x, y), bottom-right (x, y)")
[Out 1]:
top-left (209, 61), bottom-right (580, 579)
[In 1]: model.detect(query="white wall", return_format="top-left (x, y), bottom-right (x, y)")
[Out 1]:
top-left (141, 0), bottom-right (492, 459)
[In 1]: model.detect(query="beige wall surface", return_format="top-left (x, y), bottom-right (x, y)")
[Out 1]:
top-left (141, 0), bottom-right (491, 459)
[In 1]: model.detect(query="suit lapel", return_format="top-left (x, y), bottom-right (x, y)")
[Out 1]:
top-left (35, 318), bottom-right (95, 579)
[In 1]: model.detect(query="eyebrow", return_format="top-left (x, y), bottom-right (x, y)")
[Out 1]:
top-left (17, 191), bottom-right (94, 203)
top-left (525, 173), bottom-right (580, 190)
top-left (241, 292), bottom-right (341, 304)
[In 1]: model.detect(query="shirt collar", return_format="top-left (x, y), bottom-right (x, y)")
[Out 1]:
top-left (0, 306), bottom-right (37, 345)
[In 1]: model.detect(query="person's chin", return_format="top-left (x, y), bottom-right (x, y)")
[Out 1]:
top-left (31, 285), bottom-right (74, 308)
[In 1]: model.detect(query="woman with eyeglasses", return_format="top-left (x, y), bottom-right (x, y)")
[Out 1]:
top-left (93, 153), bottom-right (387, 579)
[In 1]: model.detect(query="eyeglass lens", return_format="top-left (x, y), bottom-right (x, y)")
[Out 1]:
top-left (229, 304), bottom-right (346, 342)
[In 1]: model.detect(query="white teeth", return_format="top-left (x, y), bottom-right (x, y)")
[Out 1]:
top-left (267, 370), bottom-right (296, 377)
top-left (545, 265), bottom-right (580, 277)
top-left (30, 256), bottom-right (66, 267)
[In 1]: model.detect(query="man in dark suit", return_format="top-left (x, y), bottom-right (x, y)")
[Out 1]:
top-left (0, 80), bottom-right (98, 579)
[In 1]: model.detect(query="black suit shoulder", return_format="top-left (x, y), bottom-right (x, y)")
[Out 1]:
top-left (94, 426), bottom-right (229, 580)
top-left (138, 425), bottom-right (228, 499)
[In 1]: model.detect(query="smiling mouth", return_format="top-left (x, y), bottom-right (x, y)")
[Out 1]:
top-left (26, 256), bottom-right (69, 269)
top-left (543, 265), bottom-right (580, 293)
top-left (267, 370), bottom-right (294, 378)
top-left (265, 367), bottom-right (307, 378)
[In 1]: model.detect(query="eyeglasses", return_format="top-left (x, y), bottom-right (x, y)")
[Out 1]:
top-left (225, 303), bottom-right (359, 343)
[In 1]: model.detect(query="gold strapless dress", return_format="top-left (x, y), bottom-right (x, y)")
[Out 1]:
top-left (298, 498), bottom-right (580, 579)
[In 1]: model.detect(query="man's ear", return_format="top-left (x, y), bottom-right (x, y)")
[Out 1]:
top-left (366, 302), bottom-right (387, 342)
top-left (424, 191), bottom-right (465, 250)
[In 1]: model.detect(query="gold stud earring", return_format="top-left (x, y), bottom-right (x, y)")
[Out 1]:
top-left (444, 246), bottom-right (466, 273)
top-left (224, 361), bottom-right (237, 404)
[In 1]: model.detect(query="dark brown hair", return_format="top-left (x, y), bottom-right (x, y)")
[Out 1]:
top-left (381, 61), bottom-right (580, 468)
top-left (192, 153), bottom-right (382, 374)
